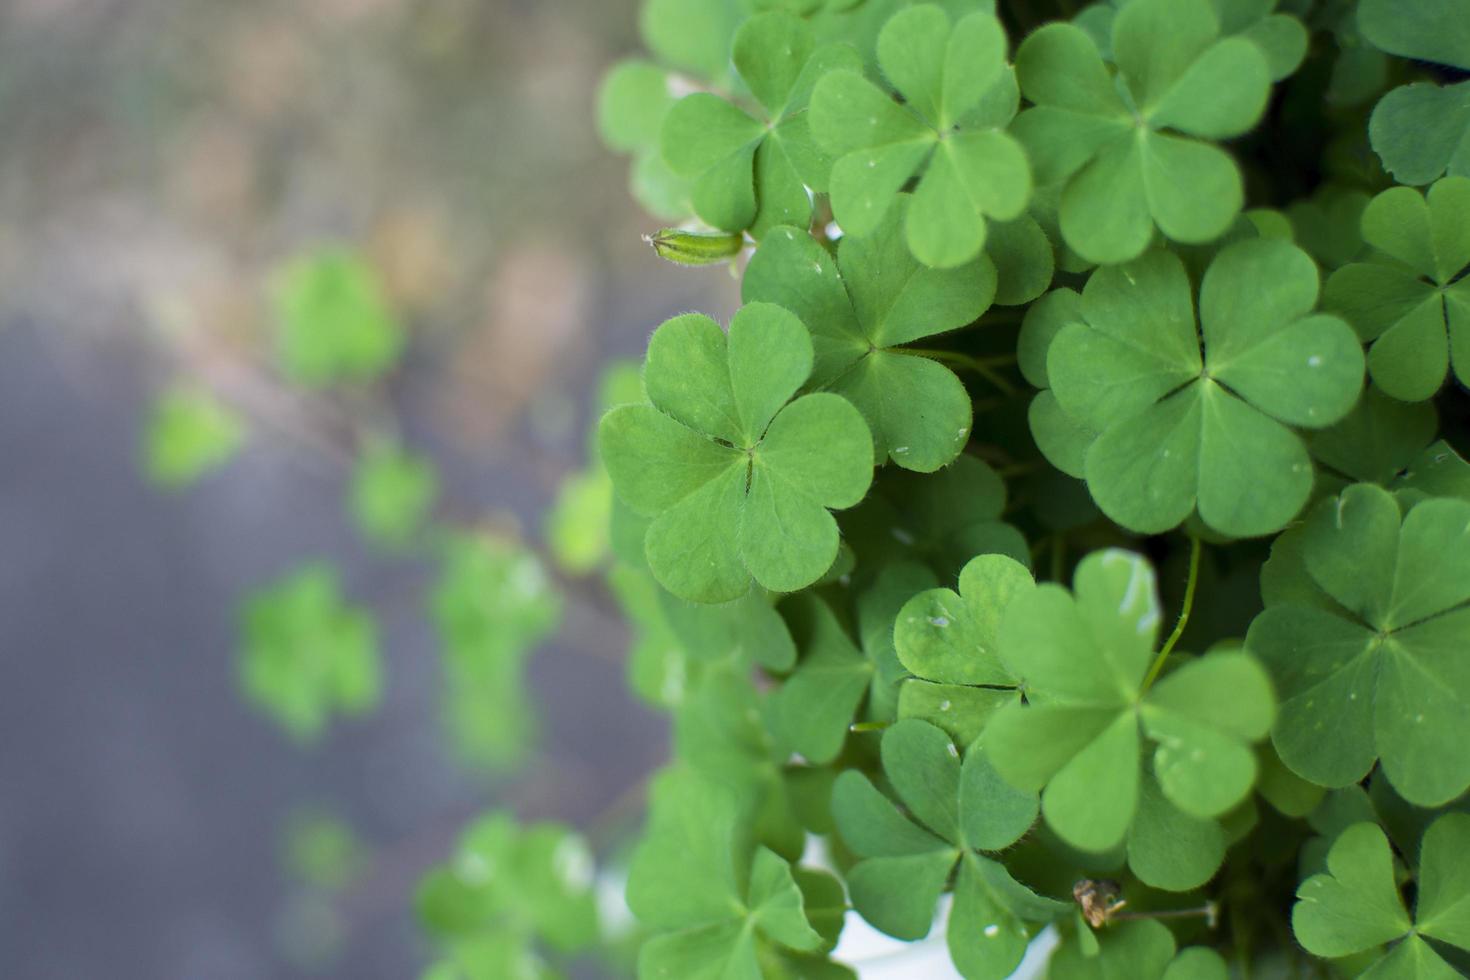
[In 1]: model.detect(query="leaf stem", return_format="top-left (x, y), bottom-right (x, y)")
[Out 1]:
top-left (1141, 535), bottom-right (1201, 691)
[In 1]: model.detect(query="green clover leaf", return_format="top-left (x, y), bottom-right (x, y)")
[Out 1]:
top-left (1324, 177), bottom-right (1470, 401)
top-left (1397, 440), bottom-right (1470, 506)
top-left (600, 302), bottom-right (873, 604)
top-left (431, 535), bottom-right (561, 769)
top-left (418, 813), bottom-right (598, 956)
top-left (1074, 0), bottom-right (1308, 81)
top-left (1293, 815), bottom-right (1470, 977)
top-left (1039, 241), bottom-right (1364, 537)
top-left (238, 563), bottom-right (380, 741)
top-left (743, 204), bottom-right (996, 470)
top-left (894, 553), bottom-right (1032, 687)
top-left (272, 249), bottom-right (403, 386)
top-left (660, 12), bottom-right (860, 235)
top-left (985, 550), bottom-right (1275, 858)
top-left (773, 560), bottom-right (954, 760)
top-left (1013, 0), bottom-right (1272, 264)
top-left (598, 60), bottom-right (693, 220)
top-left (831, 719), bottom-right (1063, 980)
top-left (841, 455), bottom-right (1029, 578)
top-left (1309, 385), bottom-right (1438, 486)
top-left (348, 443), bottom-right (439, 549)
top-left (808, 4), bottom-right (1030, 268)
top-left (142, 386), bottom-right (245, 490)
top-left (1246, 483), bottom-right (1470, 806)
top-left (1361, 0), bottom-right (1470, 185)
top-left (771, 594), bottom-right (874, 764)
top-left (1048, 918), bottom-right (1229, 980)
top-left (629, 768), bottom-right (828, 979)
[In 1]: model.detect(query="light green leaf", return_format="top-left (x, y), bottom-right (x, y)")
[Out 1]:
top-left (601, 305), bottom-right (873, 602)
top-left (143, 386), bottom-right (245, 490)
top-left (349, 443), bottom-right (438, 548)
top-left (894, 553), bottom-right (1033, 686)
top-left (239, 564), bottom-right (380, 741)
top-left (273, 249), bottom-right (403, 386)
top-left (1293, 822), bottom-right (1412, 957)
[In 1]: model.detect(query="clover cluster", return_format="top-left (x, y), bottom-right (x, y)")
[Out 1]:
top-left (590, 1), bottom-right (1470, 978)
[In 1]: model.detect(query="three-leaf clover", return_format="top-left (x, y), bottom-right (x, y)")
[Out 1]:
top-left (348, 442), bottom-right (439, 549)
top-left (142, 386), bottom-right (245, 490)
top-left (660, 12), bottom-right (860, 236)
top-left (1013, 0), bottom-right (1272, 264)
top-left (431, 534), bottom-right (561, 769)
top-left (1246, 483), bottom-right (1470, 806)
top-left (238, 563), bottom-right (380, 741)
top-left (985, 550), bottom-right (1275, 858)
top-left (831, 719), bottom-right (1064, 980)
top-left (1074, 0), bottom-right (1309, 82)
top-left (808, 4), bottom-right (1030, 268)
top-left (600, 303), bottom-right (873, 603)
top-left (1293, 815), bottom-right (1470, 977)
top-left (628, 768), bottom-right (832, 978)
top-left (743, 202), bottom-right (996, 471)
top-left (272, 249), bottom-right (403, 386)
top-left (418, 812), bottom-right (598, 977)
top-left (1038, 241), bottom-right (1364, 537)
top-left (1360, 0), bottom-right (1470, 185)
top-left (1324, 177), bottom-right (1470, 401)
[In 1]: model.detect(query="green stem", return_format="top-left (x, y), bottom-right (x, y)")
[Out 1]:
top-left (849, 720), bottom-right (891, 733)
top-left (1141, 535), bottom-right (1201, 691)
top-left (1050, 532), bottom-right (1065, 585)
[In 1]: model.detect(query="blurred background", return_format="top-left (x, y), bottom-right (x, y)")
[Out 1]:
top-left (0, 0), bottom-right (735, 976)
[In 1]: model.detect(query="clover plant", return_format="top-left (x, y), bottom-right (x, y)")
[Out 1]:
top-left (142, 0), bottom-right (1470, 977)
top-left (587, 0), bottom-right (1470, 977)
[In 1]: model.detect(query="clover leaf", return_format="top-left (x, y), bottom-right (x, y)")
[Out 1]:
top-left (770, 594), bottom-right (871, 765)
top-left (1308, 385), bottom-right (1438, 486)
top-left (238, 563), bottom-right (380, 741)
top-left (629, 768), bottom-right (829, 978)
top-left (841, 455), bottom-right (1029, 577)
top-left (1361, 0), bottom-right (1470, 185)
top-left (831, 719), bottom-right (1063, 980)
top-left (660, 12), bottom-right (860, 236)
top-left (895, 553), bottom-right (1031, 687)
top-left (743, 204), bottom-right (996, 471)
top-left (598, 60), bottom-right (692, 220)
top-left (1293, 815), bottom-right (1470, 977)
top-left (349, 443), bottom-right (438, 549)
top-left (272, 249), bottom-right (403, 386)
top-left (600, 302), bottom-right (873, 604)
top-left (984, 550), bottom-right (1275, 856)
top-left (1324, 177), bottom-right (1470, 401)
top-left (1048, 918), bottom-right (1230, 980)
top-left (1246, 483), bottom-right (1470, 806)
top-left (1074, 0), bottom-right (1308, 82)
top-left (1013, 0), bottom-right (1272, 264)
top-left (431, 534), bottom-right (561, 769)
top-left (807, 4), bottom-right (1029, 268)
top-left (142, 386), bottom-right (245, 490)
top-left (772, 560), bottom-right (950, 759)
top-left (418, 813), bottom-right (598, 954)
top-left (1039, 241), bottom-right (1364, 537)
